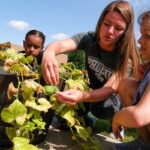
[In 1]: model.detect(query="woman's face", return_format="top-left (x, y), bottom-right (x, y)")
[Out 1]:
top-left (23, 35), bottom-right (43, 57)
top-left (138, 22), bottom-right (150, 60)
top-left (99, 11), bottom-right (126, 51)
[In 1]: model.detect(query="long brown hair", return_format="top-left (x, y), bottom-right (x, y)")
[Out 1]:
top-left (95, 0), bottom-right (140, 80)
top-left (138, 10), bottom-right (150, 32)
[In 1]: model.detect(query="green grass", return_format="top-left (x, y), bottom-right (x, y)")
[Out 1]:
top-left (93, 118), bottom-right (138, 143)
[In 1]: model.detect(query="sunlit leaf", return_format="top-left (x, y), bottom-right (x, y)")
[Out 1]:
top-left (25, 99), bottom-right (52, 112)
top-left (6, 49), bottom-right (17, 58)
top-left (32, 119), bottom-right (45, 130)
top-left (71, 69), bottom-right (83, 80)
top-left (1, 99), bottom-right (27, 125)
top-left (74, 125), bottom-right (90, 141)
top-left (22, 79), bottom-right (45, 95)
top-left (60, 106), bottom-right (75, 126)
top-left (13, 137), bottom-right (42, 150)
top-left (6, 127), bottom-right (17, 141)
top-left (25, 101), bottom-right (37, 110)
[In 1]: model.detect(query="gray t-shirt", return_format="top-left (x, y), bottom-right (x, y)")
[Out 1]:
top-left (71, 32), bottom-right (118, 89)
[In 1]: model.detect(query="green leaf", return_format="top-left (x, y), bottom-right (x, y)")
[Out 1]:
top-left (13, 137), bottom-right (43, 150)
top-left (38, 98), bottom-right (51, 106)
top-left (26, 109), bottom-right (35, 119)
top-left (6, 49), bottom-right (17, 58)
top-left (74, 125), bottom-right (90, 141)
top-left (55, 103), bottom-right (65, 114)
top-left (71, 69), bottom-right (83, 80)
top-left (6, 127), bottom-right (17, 140)
top-left (8, 63), bottom-right (31, 76)
top-left (60, 106), bottom-right (75, 126)
top-left (25, 56), bottom-right (35, 63)
top-left (25, 101), bottom-right (37, 109)
top-left (65, 79), bottom-right (84, 91)
top-left (22, 79), bottom-right (45, 95)
top-left (16, 115), bottom-right (26, 126)
top-left (49, 95), bottom-right (57, 103)
top-left (33, 111), bottom-right (42, 121)
top-left (32, 119), bottom-right (46, 130)
top-left (1, 107), bottom-right (14, 123)
top-left (1, 99), bottom-right (27, 125)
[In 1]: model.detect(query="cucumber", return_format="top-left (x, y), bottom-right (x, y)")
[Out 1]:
top-left (44, 85), bottom-right (59, 95)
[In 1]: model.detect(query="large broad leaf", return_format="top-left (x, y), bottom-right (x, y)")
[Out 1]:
top-left (13, 137), bottom-right (43, 150)
top-left (1, 99), bottom-right (27, 125)
top-left (25, 101), bottom-right (37, 110)
top-left (22, 79), bottom-right (44, 101)
top-left (25, 98), bottom-right (52, 112)
top-left (6, 49), bottom-right (17, 59)
top-left (8, 63), bottom-right (31, 76)
top-left (76, 79), bottom-right (89, 91)
top-left (22, 79), bottom-right (45, 95)
top-left (60, 106), bottom-right (75, 126)
top-left (6, 127), bottom-right (17, 141)
top-left (65, 79), bottom-right (89, 91)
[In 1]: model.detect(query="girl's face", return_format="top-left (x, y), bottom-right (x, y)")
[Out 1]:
top-left (138, 23), bottom-right (150, 60)
top-left (99, 11), bottom-right (126, 51)
top-left (23, 35), bottom-right (43, 57)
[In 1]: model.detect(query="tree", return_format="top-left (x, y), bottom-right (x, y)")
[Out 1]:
top-left (67, 50), bottom-right (85, 70)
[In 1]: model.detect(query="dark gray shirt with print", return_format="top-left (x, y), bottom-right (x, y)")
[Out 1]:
top-left (71, 32), bottom-right (118, 90)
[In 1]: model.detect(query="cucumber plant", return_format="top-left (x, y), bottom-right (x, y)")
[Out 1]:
top-left (0, 49), bottom-right (103, 150)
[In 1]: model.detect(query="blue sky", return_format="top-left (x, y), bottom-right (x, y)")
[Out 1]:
top-left (0, 0), bottom-right (150, 48)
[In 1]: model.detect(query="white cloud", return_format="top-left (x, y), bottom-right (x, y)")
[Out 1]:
top-left (49, 33), bottom-right (69, 41)
top-left (133, 0), bottom-right (150, 8)
top-left (134, 0), bottom-right (140, 6)
top-left (7, 20), bottom-right (29, 31)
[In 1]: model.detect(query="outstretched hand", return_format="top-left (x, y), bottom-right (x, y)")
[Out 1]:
top-left (54, 89), bottom-right (85, 106)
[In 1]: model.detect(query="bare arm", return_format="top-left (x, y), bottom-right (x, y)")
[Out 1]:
top-left (112, 82), bottom-right (150, 138)
top-left (54, 73), bottom-right (120, 105)
top-left (42, 38), bottom-right (77, 85)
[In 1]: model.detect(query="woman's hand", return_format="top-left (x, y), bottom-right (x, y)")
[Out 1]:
top-left (42, 47), bottom-right (59, 85)
top-left (54, 89), bottom-right (85, 106)
top-left (41, 39), bottom-right (77, 85)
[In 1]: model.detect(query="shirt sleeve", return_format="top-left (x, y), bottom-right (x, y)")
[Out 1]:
top-left (71, 32), bottom-right (93, 50)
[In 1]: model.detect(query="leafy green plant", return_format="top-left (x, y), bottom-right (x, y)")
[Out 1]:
top-left (0, 49), bottom-right (103, 150)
